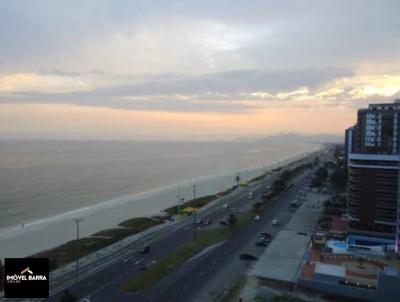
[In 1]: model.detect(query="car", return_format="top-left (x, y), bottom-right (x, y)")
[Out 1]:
top-left (297, 231), bottom-right (308, 236)
top-left (258, 234), bottom-right (271, 241)
top-left (138, 245), bottom-right (150, 254)
top-left (260, 232), bottom-right (273, 239)
top-left (255, 241), bottom-right (268, 247)
top-left (220, 220), bottom-right (229, 225)
top-left (239, 253), bottom-right (257, 260)
top-left (196, 218), bottom-right (203, 224)
top-left (271, 219), bottom-right (279, 226)
top-left (262, 190), bottom-right (273, 199)
top-left (222, 204), bottom-right (228, 208)
top-left (254, 215), bottom-right (260, 221)
top-left (203, 219), bottom-right (212, 225)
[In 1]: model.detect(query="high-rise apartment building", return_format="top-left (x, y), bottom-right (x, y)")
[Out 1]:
top-left (346, 100), bottom-right (400, 251)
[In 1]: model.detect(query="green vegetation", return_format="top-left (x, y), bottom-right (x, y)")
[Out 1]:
top-left (30, 216), bottom-right (164, 270)
top-left (121, 208), bottom-right (254, 292)
top-left (236, 208), bottom-right (255, 226)
top-left (329, 145), bottom-right (347, 190)
top-left (218, 185), bottom-right (237, 197)
top-left (119, 216), bottom-right (163, 229)
top-left (311, 166), bottom-right (328, 187)
top-left (121, 228), bottom-right (230, 292)
top-left (249, 172), bottom-right (268, 184)
top-left (228, 213), bottom-right (238, 229)
top-left (164, 194), bottom-right (217, 215)
top-left (252, 201), bottom-right (263, 212)
top-left (164, 185), bottom-right (240, 216)
top-left (273, 162), bottom-right (313, 193)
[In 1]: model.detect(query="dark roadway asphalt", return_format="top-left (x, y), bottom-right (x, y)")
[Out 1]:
top-left (45, 156), bottom-right (321, 302)
top-left (140, 167), bottom-right (317, 302)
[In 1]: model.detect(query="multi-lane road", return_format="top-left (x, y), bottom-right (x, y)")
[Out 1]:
top-left (43, 153), bottom-right (322, 302)
top-left (0, 151), bottom-right (325, 302)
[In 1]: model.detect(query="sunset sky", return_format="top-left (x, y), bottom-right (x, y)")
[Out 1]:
top-left (1, 0), bottom-right (400, 140)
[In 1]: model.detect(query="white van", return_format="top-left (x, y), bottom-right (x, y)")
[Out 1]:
top-left (247, 191), bottom-right (253, 200)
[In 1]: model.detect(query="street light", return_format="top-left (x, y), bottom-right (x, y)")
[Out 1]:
top-left (192, 180), bottom-right (197, 240)
top-left (74, 218), bottom-right (83, 282)
top-left (235, 172), bottom-right (241, 200)
top-left (177, 186), bottom-right (182, 216)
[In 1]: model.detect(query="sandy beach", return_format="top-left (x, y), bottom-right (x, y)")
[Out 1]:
top-left (0, 146), bottom-right (321, 259)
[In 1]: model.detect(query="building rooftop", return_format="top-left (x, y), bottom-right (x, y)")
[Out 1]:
top-left (315, 262), bottom-right (346, 278)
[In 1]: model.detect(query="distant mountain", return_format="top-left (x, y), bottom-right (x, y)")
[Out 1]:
top-left (233, 132), bottom-right (343, 144)
top-left (261, 132), bottom-right (343, 144)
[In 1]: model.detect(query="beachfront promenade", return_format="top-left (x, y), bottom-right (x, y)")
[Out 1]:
top-left (0, 148), bottom-right (325, 302)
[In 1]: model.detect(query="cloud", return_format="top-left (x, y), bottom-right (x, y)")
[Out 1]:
top-left (0, 0), bottom-right (400, 139)
top-left (0, 73), bottom-right (94, 94)
top-left (1, 67), bottom-right (399, 113)
top-left (1, 1), bottom-right (400, 75)
top-left (0, 67), bottom-right (354, 111)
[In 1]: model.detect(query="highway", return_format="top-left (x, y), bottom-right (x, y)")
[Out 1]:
top-left (0, 152), bottom-right (323, 302)
top-left (45, 154), bottom-right (320, 302)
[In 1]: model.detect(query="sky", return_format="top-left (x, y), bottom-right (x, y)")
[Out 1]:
top-left (1, 0), bottom-right (400, 140)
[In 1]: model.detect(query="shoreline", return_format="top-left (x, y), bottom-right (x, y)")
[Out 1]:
top-left (0, 145), bottom-right (322, 259)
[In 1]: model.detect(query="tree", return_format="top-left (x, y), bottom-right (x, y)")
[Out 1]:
top-left (228, 214), bottom-right (237, 230)
top-left (252, 202), bottom-right (263, 213)
top-left (281, 170), bottom-right (291, 180)
top-left (315, 167), bottom-right (328, 179)
top-left (330, 167), bottom-right (347, 188)
top-left (273, 178), bottom-right (286, 192)
top-left (311, 167), bottom-right (328, 187)
top-left (311, 177), bottom-right (322, 187)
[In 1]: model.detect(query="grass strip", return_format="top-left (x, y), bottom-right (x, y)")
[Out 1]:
top-left (121, 228), bottom-right (230, 292)
top-left (121, 208), bottom-right (256, 292)
top-left (30, 217), bottom-right (164, 270)
top-left (164, 194), bottom-right (218, 215)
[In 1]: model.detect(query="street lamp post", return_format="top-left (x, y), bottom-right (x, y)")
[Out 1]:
top-left (236, 172), bottom-right (241, 201)
top-left (74, 218), bottom-right (83, 282)
top-left (192, 181), bottom-right (197, 240)
top-left (177, 186), bottom-right (181, 216)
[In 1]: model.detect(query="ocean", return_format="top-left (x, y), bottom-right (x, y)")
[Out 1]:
top-left (0, 139), bottom-right (317, 233)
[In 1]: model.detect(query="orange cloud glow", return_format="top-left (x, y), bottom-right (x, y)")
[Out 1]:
top-left (0, 103), bottom-right (354, 140)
